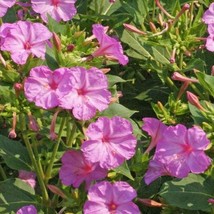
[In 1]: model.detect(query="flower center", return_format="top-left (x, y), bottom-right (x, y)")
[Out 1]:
top-left (83, 164), bottom-right (93, 174)
top-left (52, 0), bottom-right (59, 6)
top-left (24, 41), bottom-right (31, 50)
top-left (77, 88), bottom-right (86, 95)
top-left (109, 202), bottom-right (117, 211)
top-left (102, 136), bottom-right (109, 143)
top-left (49, 80), bottom-right (58, 90)
top-left (183, 144), bottom-right (193, 153)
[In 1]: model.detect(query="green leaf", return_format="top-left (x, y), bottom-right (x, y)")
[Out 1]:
top-left (100, 103), bottom-right (138, 118)
top-left (107, 74), bottom-right (126, 87)
top-left (195, 72), bottom-right (214, 97)
top-left (113, 161), bottom-right (134, 180)
top-left (0, 178), bottom-right (37, 213)
top-left (0, 135), bottom-right (32, 171)
top-left (121, 30), bottom-right (151, 59)
top-left (159, 174), bottom-right (214, 212)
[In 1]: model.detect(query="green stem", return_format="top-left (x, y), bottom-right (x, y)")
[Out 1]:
top-left (67, 122), bottom-right (77, 148)
top-left (0, 164), bottom-right (7, 180)
top-left (20, 114), bottom-right (49, 204)
top-left (45, 117), bottom-right (66, 184)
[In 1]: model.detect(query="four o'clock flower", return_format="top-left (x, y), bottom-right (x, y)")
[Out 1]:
top-left (59, 67), bottom-right (111, 120)
top-left (91, 24), bottom-right (129, 65)
top-left (16, 205), bottom-right (37, 214)
top-left (18, 170), bottom-right (36, 189)
top-left (84, 181), bottom-right (140, 214)
top-left (31, 0), bottom-right (77, 23)
top-left (155, 125), bottom-right (211, 178)
top-left (142, 117), bottom-right (167, 153)
top-left (0, 21), bottom-right (52, 64)
top-left (202, 3), bottom-right (214, 24)
top-left (24, 66), bottom-right (73, 109)
top-left (81, 116), bottom-right (137, 169)
top-left (59, 150), bottom-right (107, 189)
top-left (0, 0), bottom-right (16, 17)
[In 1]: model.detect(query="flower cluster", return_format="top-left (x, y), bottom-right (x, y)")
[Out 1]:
top-left (142, 118), bottom-right (212, 185)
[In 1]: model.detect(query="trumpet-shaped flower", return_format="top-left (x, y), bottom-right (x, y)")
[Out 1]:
top-left (24, 66), bottom-right (73, 109)
top-left (59, 67), bottom-right (111, 120)
top-left (59, 150), bottom-right (107, 188)
top-left (16, 205), bottom-right (37, 214)
top-left (81, 116), bottom-right (137, 169)
top-left (0, 21), bottom-right (52, 64)
top-left (31, 0), bottom-right (77, 23)
top-left (0, 0), bottom-right (16, 17)
top-left (92, 24), bottom-right (128, 65)
top-left (155, 125), bottom-right (211, 178)
top-left (142, 117), bottom-right (167, 153)
top-left (84, 181), bottom-right (140, 214)
top-left (202, 3), bottom-right (214, 24)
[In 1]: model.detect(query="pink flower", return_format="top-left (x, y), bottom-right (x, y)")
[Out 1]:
top-left (81, 116), bottom-right (137, 169)
top-left (144, 158), bottom-right (171, 185)
top-left (0, 21), bottom-right (52, 64)
top-left (59, 150), bottom-right (107, 189)
top-left (16, 205), bottom-right (37, 214)
top-left (0, 0), bottom-right (16, 17)
top-left (24, 66), bottom-right (73, 109)
top-left (202, 3), bottom-right (214, 24)
top-left (59, 67), bottom-right (111, 120)
top-left (18, 170), bottom-right (36, 189)
top-left (205, 24), bottom-right (214, 52)
top-left (142, 118), bottom-right (167, 153)
top-left (84, 181), bottom-right (140, 214)
top-left (155, 125), bottom-right (211, 178)
top-left (92, 24), bottom-right (129, 65)
top-left (31, 0), bottom-right (77, 23)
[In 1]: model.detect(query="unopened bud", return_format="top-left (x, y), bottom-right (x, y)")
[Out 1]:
top-left (172, 72), bottom-right (198, 83)
top-left (137, 198), bottom-right (163, 207)
top-left (149, 22), bottom-right (157, 33)
top-left (208, 198), bottom-right (214, 204)
top-left (8, 129), bottom-right (17, 139)
top-left (14, 83), bottom-right (23, 91)
top-left (53, 32), bottom-right (61, 52)
top-left (47, 185), bottom-right (67, 199)
top-left (186, 91), bottom-right (205, 111)
top-left (67, 44), bottom-right (75, 52)
top-left (123, 23), bottom-right (146, 35)
top-left (28, 113), bottom-right (39, 132)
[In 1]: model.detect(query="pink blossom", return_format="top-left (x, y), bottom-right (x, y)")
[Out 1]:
top-left (84, 181), bottom-right (140, 214)
top-left (59, 150), bottom-right (107, 189)
top-left (59, 67), bottom-right (111, 120)
top-left (0, 21), bottom-right (52, 64)
top-left (205, 24), bottom-right (214, 52)
top-left (92, 24), bottom-right (129, 65)
top-left (144, 158), bottom-right (172, 185)
top-left (31, 0), bottom-right (77, 23)
top-left (142, 118), bottom-right (167, 153)
top-left (16, 205), bottom-right (37, 214)
top-left (18, 170), bottom-right (36, 189)
top-left (155, 125), bottom-right (211, 178)
top-left (0, 0), bottom-right (16, 17)
top-left (24, 66), bottom-right (73, 109)
top-left (202, 3), bottom-right (214, 24)
top-left (81, 116), bottom-right (137, 169)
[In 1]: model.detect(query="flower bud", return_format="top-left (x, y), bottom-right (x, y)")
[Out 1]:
top-left (186, 91), bottom-right (204, 111)
top-left (172, 72), bottom-right (198, 83)
top-left (123, 23), bottom-right (146, 35)
top-left (137, 198), bottom-right (163, 207)
top-left (8, 129), bottom-right (17, 139)
top-left (53, 32), bottom-right (61, 52)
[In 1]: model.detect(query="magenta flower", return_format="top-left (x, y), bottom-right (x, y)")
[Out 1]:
top-left (202, 3), bottom-right (214, 24)
top-left (0, 0), bottom-right (16, 17)
top-left (24, 66), bottom-right (73, 109)
top-left (155, 125), bottom-right (211, 178)
top-left (81, 116), bottom-right (137, 169)
top-left (59, 150), bottom-right (107, 189)
top-left (0, 21), bottom-right (52, 64)
top-left (59, 67), bottom-right (111, 120)
top-left (92, 24), bottom-right (129, 65)
top-left (18, 170), bottom-right (36, 189)
top-left (142, 117), bottom-right (167, 153)
top-left (16, 205), bottom-right (37, 214)
top-left (31, 0), bottom-right (77, 23)
top-left (84, 181), bottom-right (140, 214)
top-left (144, 158), bottom-right (171, 185)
